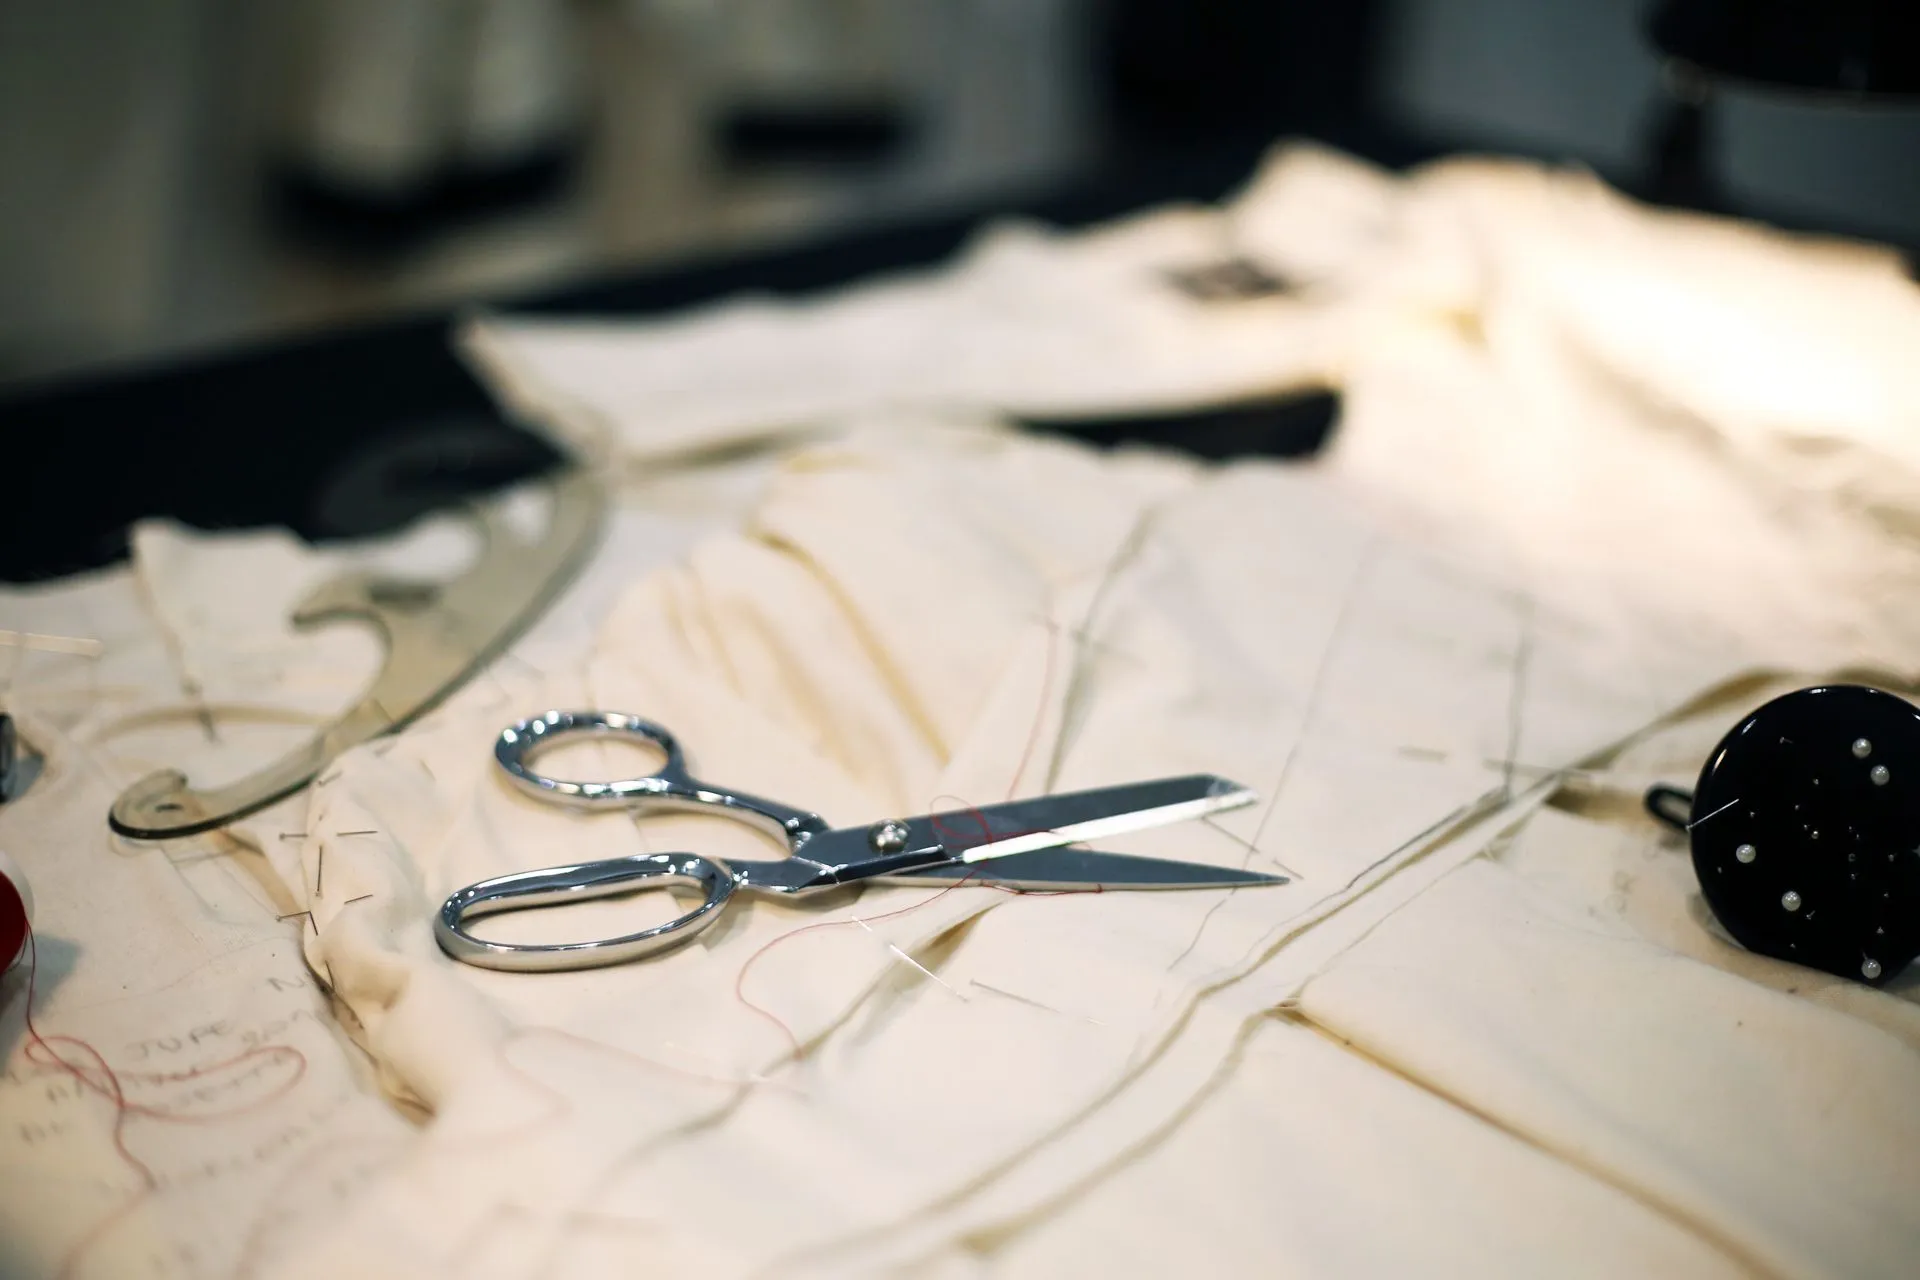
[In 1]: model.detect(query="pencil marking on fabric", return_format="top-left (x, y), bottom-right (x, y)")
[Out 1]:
top-left (1166, 539), bottom-right (1379, 972)
top-left (500, 650), bottom-right (545, 680)
top-left (1500, 594), bottom-right (1535, 798)
top-left (1044, 507), bottom-right (1164, 791)
top-left (970, 979), bottom-right (1106, 1026)
top-left (475, 653), bottom-right (516, 709)
top-left (1029, 611), bottom-right (1142, 668)
top-left (1201, 815), bottom-right (1301, 880)
top-left (1251, 539), bottom-right (1381, 857)
top-left (11, 925), bottom-right (313, 1279)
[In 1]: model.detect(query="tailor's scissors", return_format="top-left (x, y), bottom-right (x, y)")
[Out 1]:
top-left (436, 710), bottom-right (1283, 972)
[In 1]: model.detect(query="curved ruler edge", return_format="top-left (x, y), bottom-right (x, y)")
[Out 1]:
top-left (108, 467), bottom-right (607, 839)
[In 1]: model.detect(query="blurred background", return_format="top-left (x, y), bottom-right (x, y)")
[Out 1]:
top-left (1, 0), bottom-right (1916, 388)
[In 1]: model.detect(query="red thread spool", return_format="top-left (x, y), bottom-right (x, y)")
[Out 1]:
top-left (0, 850), bottom-right (31, 976)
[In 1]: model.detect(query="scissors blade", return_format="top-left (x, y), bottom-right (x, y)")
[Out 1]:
top-left (878, 846), bottom-right (1286, 890)
top-left (916, 774), bottom-right (1256, 862)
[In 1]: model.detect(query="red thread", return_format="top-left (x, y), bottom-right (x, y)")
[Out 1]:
top-left (920, 795), bottom-right (1101, 899)
top-left (926, 795), bottom-right (998, 850)
top-left (733, 873), bottom-right (987, 1060)
top-left (9, 924), bottom-right (311, 1278)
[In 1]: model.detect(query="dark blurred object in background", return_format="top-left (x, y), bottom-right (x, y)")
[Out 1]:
top-left (1097, 0), bottom-right (1382, 144)
top-left (1, 0), bottom-right (1916, 391)
top-left (5, 0), bottom-right (1920, 585)
top-left (0, 0), bottom-right (1107, 385)
top-left (1651, 0), bottom-right (1920, 98)
top-left (711, 0), bottom-right (919, 165)
top-left (1645, 0), bottom-right (1920, 212)
top-left (275, 0), bottom-right (587, 254)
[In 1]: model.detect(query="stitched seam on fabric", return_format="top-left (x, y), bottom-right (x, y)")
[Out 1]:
top-left (1284, 1014), bottom-right (1783, 1279)
top-left (754, 668), bottom-right (1809, 1272)
top-left (952, 1010), bottom-right (1269, 1255)
top-left (756, 777), bottom-right (1559, 1271)
top-left (1165, 533), bottom-right (1384, 972)
top-left (1202, 658), bottom-right (1843, 998)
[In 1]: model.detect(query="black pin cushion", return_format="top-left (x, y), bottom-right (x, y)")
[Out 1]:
top-left (1689, 685), bottom-right (1920, 985)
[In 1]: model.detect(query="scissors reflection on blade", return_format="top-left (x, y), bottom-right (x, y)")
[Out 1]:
top-left (434, 710), bottom-right (1284, 972)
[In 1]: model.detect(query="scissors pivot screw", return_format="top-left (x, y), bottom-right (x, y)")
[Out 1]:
top-left (867, 819), bottom-right (913, 854)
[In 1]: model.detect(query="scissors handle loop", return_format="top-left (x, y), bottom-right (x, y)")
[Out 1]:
top-left (495, 710), bottom-right (828, 848)
top-left (435, 852), bottom-right (735, 971)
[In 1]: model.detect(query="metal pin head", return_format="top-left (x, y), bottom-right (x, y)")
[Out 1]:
top-left (1862, 958), bottom-right (1883, 980)
top-left (867, 819), bottom-right (913, 854)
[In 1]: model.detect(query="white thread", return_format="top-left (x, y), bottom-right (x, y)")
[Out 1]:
top-left (1687, 797), bottom-right (1741, 830)
top-left (969, 979), bottom-right (1106, 1026)
top-left (0, 630), bottom-right (104, 656)
top-left (853, 915), bottom-right (969, 1001)
top-left (658, 1040), bottom-right (803, 1092)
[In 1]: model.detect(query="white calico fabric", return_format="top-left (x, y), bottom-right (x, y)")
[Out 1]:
top-left (2, 142), bottom-right (1917, 1278)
